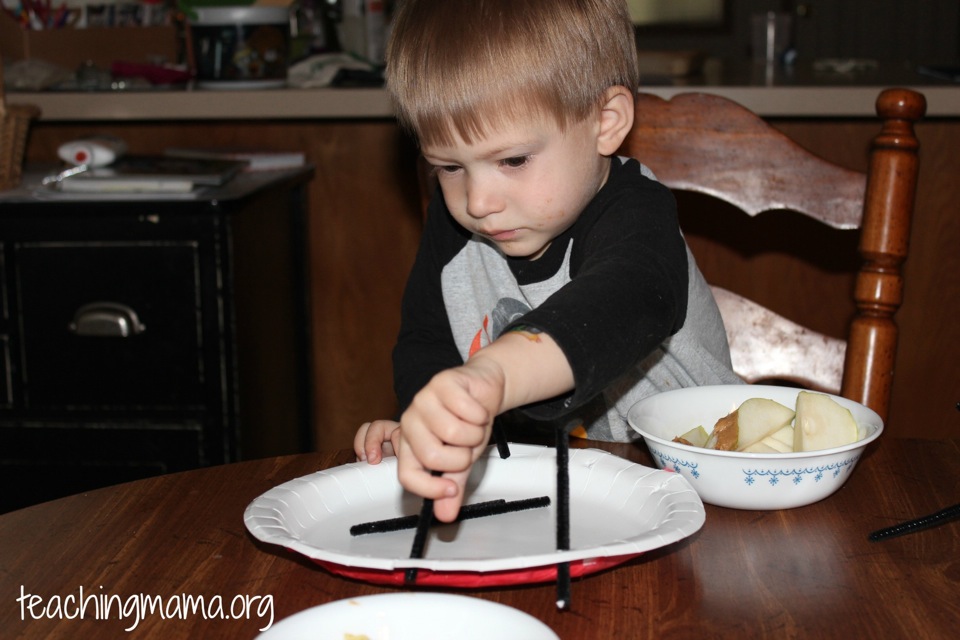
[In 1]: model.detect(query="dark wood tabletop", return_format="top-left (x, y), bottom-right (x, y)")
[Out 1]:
top-left (1, 436), bottom-right (957, 639)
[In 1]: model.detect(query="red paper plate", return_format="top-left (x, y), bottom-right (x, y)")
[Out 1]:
top-left (245, 444), bottom-right (704, 586)
top-left (312, 553), bottom-right (637, 588)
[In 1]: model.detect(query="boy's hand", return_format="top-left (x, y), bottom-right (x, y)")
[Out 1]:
top-left (395, 357), bottom-right (506, 522)
top-left (354, 419), bottom-right (401, 463)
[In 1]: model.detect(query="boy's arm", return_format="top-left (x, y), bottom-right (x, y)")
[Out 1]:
top-left (356, 191), bottom-right (464, 463)
top-left (395, 328), bottom-right (573, 522)
top-left (393, 189), bottom-right (466, 411)
top-left (473, 326), bottom-right (574, 417)
top-left (508, 172), bottom-right (688, 420)
top-left (392, 191), bottom-right (469, 413)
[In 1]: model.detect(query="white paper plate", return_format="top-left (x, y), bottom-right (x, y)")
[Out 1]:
top-left (256, 593), bottom-right (559, 640)
top-left (244, 444), bottom-right (704, 586)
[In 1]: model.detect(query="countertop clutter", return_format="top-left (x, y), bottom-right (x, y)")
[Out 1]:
top-left (7, 59), bottom-right (960, 120)
top-left (2, 0), bottom-right (959, 120)
top-left (3, 8), bottom-right (959, 120)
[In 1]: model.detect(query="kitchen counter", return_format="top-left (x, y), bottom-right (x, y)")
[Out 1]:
top-left (9, 61), bottom-right (960, 120)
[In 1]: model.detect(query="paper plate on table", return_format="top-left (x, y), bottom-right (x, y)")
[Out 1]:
top-left (256, 593), bottom-right (559, 639)
top-left (244, 443), bottom-right (704, 587)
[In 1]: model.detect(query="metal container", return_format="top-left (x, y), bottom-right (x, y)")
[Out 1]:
top-left (190, 6), bottom-right (291, 89)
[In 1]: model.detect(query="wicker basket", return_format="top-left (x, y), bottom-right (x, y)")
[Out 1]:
top-left (1, 59), bottom-right (42, 191)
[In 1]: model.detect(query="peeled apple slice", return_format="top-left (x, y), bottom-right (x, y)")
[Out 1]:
top-left (734, 398), bottom-right (796, 451)
top-left (673, 425), bottom-right (709, 448)
top-left (742, 425), bottom-right (795, 453)
top-left (759, 425), bottom-right (795, 452)
top-left (741, 440), bottom-right (782, 453)
top-left (705, 397), bottom-right (795, 451)
top-left (793, 391), bottom-right (860, 452)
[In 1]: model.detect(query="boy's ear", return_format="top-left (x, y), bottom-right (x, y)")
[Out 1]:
top-left (596, 86), bottom-right (635, 156)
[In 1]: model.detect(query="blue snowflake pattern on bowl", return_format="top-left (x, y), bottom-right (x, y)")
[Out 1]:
top-left (743, 455), bottom-right (861, 487)
top-left (650, 448), bottom-right (862, 489)
top-left (651, 451), bottom-right (700, 478)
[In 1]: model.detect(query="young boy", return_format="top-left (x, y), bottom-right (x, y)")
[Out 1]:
top-left (355, 0), bottom-right (741, 522)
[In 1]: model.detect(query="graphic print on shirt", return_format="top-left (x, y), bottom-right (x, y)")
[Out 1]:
top-left (468, 298), bottom-right (530, 357)
top-left (442, 237), bottom-right (574, 362)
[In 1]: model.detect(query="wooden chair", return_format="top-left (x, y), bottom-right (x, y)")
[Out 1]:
top-left (620, 89), bottom-right (926, 422)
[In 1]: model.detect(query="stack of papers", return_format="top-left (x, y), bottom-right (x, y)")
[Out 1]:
top-left (163, 148), bottom-right (306, 172)
top-left (53, 156), bottom-right (248, 193)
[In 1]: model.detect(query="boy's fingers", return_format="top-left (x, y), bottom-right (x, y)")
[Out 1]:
top-left (421, 369), bottom-right (492, 427)
top-left (388, 427), bottom-right (402, 456)
top-left (358, 420), bottom-right (400, 464)
top-left (432, 470), bottom-right (471, 522)
top-left (396, 433), bottom-right (477, 523)
top-left (396, 433), bottom-right (463, 485)
top-left (428, 416), bottom-right (488, 448)
top-left (405, 394), bottom-right (489, 449)
top-left (397, 459), bottom-right (459, 504)
top-left (443, 388), bottom-right (491, 427)
top-left (354, 422), bottom-right (372, 461)
top-left (404, 428), bottom-right (476, 473)
top-left (380, 440), bottom-right (396, 458)
top-left (365, 423), bottom-right (385, 463)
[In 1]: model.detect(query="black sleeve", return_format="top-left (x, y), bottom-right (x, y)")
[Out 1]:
top-left (391, 189), bottom-right (470, 414)
top-left (508, 168), bottom-right (688, 419)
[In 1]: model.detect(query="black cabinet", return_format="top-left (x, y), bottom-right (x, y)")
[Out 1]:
top-left (0, 168), bottom-right (313, 512)
top-left (18, 241), bottom-right (206, 409)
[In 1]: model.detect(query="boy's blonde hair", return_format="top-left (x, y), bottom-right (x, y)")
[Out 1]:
top-left (386, 0), bottom-right (639, 147)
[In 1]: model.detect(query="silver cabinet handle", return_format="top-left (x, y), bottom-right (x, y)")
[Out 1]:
top-left (68, 302), bottom-right (146, 337)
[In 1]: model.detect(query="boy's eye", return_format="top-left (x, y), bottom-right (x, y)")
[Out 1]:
top-left (500, 156), bottom-right (530, 169)
top-left (434, 164), bottom-right (461, 175)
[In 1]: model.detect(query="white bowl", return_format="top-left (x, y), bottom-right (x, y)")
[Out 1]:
top-left (627, 385), bottom-right (883, 510)
top-left (256, 593), bottom-right (558, 639)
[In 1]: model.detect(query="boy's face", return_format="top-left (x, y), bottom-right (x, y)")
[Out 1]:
top-left (422, 113), bottom-right (612, 260)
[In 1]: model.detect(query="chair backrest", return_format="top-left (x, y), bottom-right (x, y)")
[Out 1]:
top-left (620, 89), bottom-right (926, 422)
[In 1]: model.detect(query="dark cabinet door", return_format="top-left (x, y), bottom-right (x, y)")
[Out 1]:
top-left (15, 241), bottom-right (206, 410)
top-left (0, 166), bottom-right (313, 512)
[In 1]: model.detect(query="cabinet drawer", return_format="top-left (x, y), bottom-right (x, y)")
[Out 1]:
top-left (15, 241), bottom-right (206, 409)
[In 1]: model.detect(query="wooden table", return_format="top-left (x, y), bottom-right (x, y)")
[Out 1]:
top-left (1, 437), bottom-right (957, 638)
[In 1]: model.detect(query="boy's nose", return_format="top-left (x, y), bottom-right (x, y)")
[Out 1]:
top-left (465, 177), bottom-right (503, 218)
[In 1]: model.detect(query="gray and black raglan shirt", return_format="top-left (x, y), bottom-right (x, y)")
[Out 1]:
top-left (392, 157), bottom-right (742, 441)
